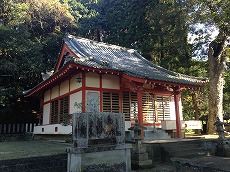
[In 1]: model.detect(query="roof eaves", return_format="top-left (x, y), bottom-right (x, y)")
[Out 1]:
top-left (24, 63), bottom-right (73, 97)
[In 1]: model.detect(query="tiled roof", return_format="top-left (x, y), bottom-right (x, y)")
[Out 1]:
top-left (64, 35), bottom-right (204, 86)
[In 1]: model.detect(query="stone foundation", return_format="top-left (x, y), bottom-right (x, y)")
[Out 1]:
top-left (66, 144), bottom-right (132, 172)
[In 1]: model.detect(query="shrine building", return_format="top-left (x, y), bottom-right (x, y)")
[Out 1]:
top-left (24, 35), bottom-right (205, 138)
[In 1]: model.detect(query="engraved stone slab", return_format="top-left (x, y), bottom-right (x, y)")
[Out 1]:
top-left (72, 112), bottom-right (125, 148)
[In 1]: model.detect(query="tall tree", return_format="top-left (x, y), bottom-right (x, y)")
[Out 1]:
top-left (146, 0), bottom-right (192, 71)
top-left (0, 23), bottom-right (43, 122)
top-left (0, 0), bottom-right (78, 123)
top-left (223, 67), bottom-right (230, 118)
top-left (190, 0), bottom-right (230, 134)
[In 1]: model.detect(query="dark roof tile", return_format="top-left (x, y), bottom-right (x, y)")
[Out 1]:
top-left (64, 35), bottom-right (204, 86)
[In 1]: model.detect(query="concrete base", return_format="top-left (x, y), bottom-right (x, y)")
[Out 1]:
top-left (66, 144), bottom-right (132, 172)
top-left (215, 139), bottom-right (230, 157)
top-left (131, 152), bottom-right (153, 169)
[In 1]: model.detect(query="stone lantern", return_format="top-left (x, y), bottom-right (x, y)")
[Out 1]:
top-left (214, 117), bottom-right (230, 157)
top-left (128, 118), bottom-right (152, 169)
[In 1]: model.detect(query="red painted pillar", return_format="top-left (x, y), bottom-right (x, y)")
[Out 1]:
top-left (137, 90), bottom-right (143, 126)
top-left (100, 74), bottom-right (103, 112)
top-left (174, 92), bottom-right (182, 138)
top-left (82, 72), bottom-right (86, 112)
top-left (137, 90), bottom-right (144, 137)
top-left (40, 98), bottom-right (44, 125)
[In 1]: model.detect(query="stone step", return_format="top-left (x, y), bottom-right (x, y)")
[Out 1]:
top-left (144, 139), bottom-right (209, 163)
top-left (144, 129), bottom-right (171, 140)
top-left (162, 143), bottom-right (202, 152)
top-left (159, 140), bottom-right (207, 162)
top-left (174, 151), bottom-right (207, 159)
top-left (169, 149), bottom-right (205, 158)
top-left (164, 146), bottom-right (204, 154)
top-left (161, 142), bottom-right (202, 150)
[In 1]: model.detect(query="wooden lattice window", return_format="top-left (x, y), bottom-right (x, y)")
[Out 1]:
top-left (122, 92), bottom-right (138, 121)
top-left (51, 100), bottom-right (58, 124)
top-left (142, 92), bottom-right (155, 123)
top-left (122, 92), bottom-right (130, 120)
top-left (103, 92), bottom-right (120, 113)
top-left (60, 96), bottom-right (69, 123)
top-left (50, 96), bottom-right (69, 124)
top-left (156, 96), bottom-right (170, 121)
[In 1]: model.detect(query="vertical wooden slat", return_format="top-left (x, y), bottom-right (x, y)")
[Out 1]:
top-left (22, 123), bottom-right (25, 132)
top-left (26, 123), bottom-right (29, 132)
top-left (12, 124), bottom-right (15, 133)
top-left (8, 124), bottom-right (11, 133)
top-left (3, 124), bottom-right (6, 133)
top-left (18, 124), bottom-right (21, 133)
top-left (31, 123), bottom-right (34, 132)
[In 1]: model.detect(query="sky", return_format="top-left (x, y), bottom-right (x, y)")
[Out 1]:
top-left (188, 23), bottom-right (219, 60)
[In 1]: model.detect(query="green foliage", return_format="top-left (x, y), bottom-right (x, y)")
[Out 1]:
top-left (0, 23), bottom-right (43, 122)
top-left (26, 0), bottom-right (75, 36)
top-left (0, 24), bottom-right (43, 105)
top-left (0, 0), bottom-right (79, 122)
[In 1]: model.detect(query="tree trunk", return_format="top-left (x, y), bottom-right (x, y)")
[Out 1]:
top-left (191, 91), bottom-right (200, 134)
top-left (207, 32), bottom-right (227, 134)
top-left (192, 91), bottom-right (200, 120)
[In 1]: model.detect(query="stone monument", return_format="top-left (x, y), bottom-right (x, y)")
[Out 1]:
top-left (66, 112), bottom-right (132, 172)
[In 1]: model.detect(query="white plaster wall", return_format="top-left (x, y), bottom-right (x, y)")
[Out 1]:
top-left (161, 120), bottom-right (186, 130)
top-left (70, 74), bottom-right (82, 91)
top-left (86, 72), bottom-right (100, 88)
top-left (169, 96), bottom-right (176, 120)
top-left (34, 124), bottom-right (72, 134)
top-left (102, 74), bottom-right (120, 89)
top-left (43, 103), bottom-right (50, 125)
top-left (70, 91), bottom-right (82, 114)
top-left (60, 80), bottom-right (69, 95)
top-left (51, 85), bottom-right (59, 99)
top-left (44, 90), bottom-right (50, 102)
top-left (169, 95), bottom-right (183, 120)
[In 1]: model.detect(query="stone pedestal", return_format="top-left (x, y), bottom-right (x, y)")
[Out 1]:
top-left (66, 144), bottom-right (132, 172)
top-left (131, 140), bottom-right (152, 169)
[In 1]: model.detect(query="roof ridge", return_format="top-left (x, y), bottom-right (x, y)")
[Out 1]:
top-left (66, 36), bottom-right (111, 68)
top-left (73, 36), bottom-right (136, 53)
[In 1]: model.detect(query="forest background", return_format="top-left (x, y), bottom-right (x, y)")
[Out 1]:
top-left (0, 0), bottom-right (229, 133)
